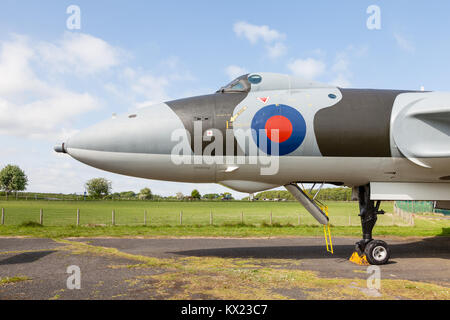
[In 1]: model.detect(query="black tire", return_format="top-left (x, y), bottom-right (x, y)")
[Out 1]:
top-left (364, 240), bottom-right (390, 265)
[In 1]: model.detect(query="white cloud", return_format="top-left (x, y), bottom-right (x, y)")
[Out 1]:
top-left (311, 48), bottom-right (326, 58)
top-left (0, 91), bottom-right (98, 140)
top-left (130, 73), bottom-right (170, 104)
top-left (330, 52), bottom-right (351, 87)
top-left (0, 35), bottom-right (42, 96)
top-left (330, 74), bottom-right (351, 88)
top-left (111, 68), bottom-right (172, 109)
top-left (37, 32), bottom-right (123, 75)
top-left (225, 65), bottom-right (248, 80)
top-left (160, 56), bottom-right (181, 70)
top-left (287, 58), bottom-right (326, 80)
top-left (0, 34), bottom-right (101, 139)
top-left (0, 32), bottom-right (195, 140)
top-left (332, 53), bottom-right (349, 74)
top-left (233, 21), bottom-right (285, 44)
top-left (233, 21), bottom-right (287, 58)
top-left (394, 32), bottom-right (415, 53)
top-left (287, 45), bottom-right (367, 86)
top-left (329, 45), bottom-right (367, 87)
top-left (267, 42), bottom-right (287, 59)
top-left (0, 33), bottom-right (222, 197)
top-left (105, 63), bottom-right (195, 110)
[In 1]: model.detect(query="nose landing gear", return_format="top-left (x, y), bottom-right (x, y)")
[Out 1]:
top-left (350, 184), bottom-right (391, 265)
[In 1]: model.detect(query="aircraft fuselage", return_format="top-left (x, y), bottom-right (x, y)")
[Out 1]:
top-left (56, 72), bottom-right (450, 196)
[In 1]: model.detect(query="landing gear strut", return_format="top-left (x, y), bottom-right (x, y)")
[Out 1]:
top-left (350, 184), bottom-right (391, 265)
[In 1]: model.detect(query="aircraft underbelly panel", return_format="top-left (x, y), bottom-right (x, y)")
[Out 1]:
top-left (371, 182), bottom-right (450, 200)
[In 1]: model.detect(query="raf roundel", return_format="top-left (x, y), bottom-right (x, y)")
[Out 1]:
top-left (251, 104), bottom-right (307, 155)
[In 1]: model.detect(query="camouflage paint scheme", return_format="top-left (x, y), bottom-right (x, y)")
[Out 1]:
top-left (59, 73), bottom-right (450, 197)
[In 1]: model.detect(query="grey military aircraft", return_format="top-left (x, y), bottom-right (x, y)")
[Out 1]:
top-left (55, 72), bottom-right (450, 265)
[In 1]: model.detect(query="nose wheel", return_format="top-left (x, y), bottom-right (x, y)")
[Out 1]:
top-left (350, 185), bottom-right (391, 265)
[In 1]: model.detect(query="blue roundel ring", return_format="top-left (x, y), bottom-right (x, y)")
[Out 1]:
top-left (251, 104), bottom-right (306, 156)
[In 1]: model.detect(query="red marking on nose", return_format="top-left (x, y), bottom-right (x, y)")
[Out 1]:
top-left (265, 115), bottom-right (293, 143)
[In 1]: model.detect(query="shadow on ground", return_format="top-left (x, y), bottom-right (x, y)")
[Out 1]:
top-left (172, 234), bottom-right (450, 261)
top-left (0, 250), bottom-right (56, 265)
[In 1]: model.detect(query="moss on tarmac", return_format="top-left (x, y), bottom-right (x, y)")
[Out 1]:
top-left (54, 239), bottom-right (450, 300)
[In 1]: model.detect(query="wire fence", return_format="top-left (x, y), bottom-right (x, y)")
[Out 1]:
top-left (393, 203), bottom-right (415, 226)
top-left (0, 193), bottom-right (174, 202)
top-left (395, 200), bottom-right (450, 216)
top-left (0, 205), bottom-right (413, 227)
top-left (395, 201), bottom-right (434, 213)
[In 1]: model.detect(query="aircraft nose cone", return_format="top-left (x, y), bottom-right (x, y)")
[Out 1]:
top-left (65, 102), bottom-right (188, 155)
top-left (54, 143), bottom-right (67, 153)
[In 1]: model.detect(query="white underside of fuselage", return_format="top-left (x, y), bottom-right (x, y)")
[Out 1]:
top-left (67, 147), bottom-right (450, 193)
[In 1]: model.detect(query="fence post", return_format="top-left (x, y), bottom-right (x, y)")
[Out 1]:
top-left (1, 208), bottom-right (4, 225)
top-left (40, 209), bottom-right (43, 225)
top-left (210, 210), bottom-right (213, 226)
top-left (76, 209), bottom-right (80, 226)
top-left (180, 211), bottom-right (183, 225)
top-left (144, 210), bottom-right (147, 226)
top-left (241, 211), bottom-right (244, 224)
top-left (112, 210), bottom-right (115, 226)
top-left (270, 211), bottom-right (273, 225)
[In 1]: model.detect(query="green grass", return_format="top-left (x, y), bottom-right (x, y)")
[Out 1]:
top-left (0, 200), bottom-right (448, 238)
top-left (0, 223), bottom-right (448, 239)
top-left (0, 200), bottom-right (398, 226)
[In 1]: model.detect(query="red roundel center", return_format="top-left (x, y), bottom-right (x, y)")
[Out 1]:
top-left (265, 115), bottom-right (293, 143)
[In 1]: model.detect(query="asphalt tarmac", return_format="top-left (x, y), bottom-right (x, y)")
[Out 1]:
top-left (0, 236), bottom-right (448, 299)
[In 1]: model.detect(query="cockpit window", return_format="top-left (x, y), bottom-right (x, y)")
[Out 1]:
top-left (230, 82), bottom-right (244, 90)
top-left (217, 74), bottom-right (251, 93)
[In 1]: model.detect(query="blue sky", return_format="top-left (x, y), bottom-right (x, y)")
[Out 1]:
top-left (0, 1), bottom-right (449, 198)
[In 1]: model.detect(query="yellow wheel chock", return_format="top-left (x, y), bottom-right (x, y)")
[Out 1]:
top-left (349, 251), bottom-right (370, 266)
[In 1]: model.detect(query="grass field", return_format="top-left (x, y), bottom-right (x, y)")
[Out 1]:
top-left (0, 200), bottom-right (448, 238)
top-left (0, 200), bottom-right (399, 226)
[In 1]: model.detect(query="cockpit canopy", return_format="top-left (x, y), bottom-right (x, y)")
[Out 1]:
top-left (217, 74), bottom-right (251, 93)
top-left (217, 72), bottom-right (333, 93)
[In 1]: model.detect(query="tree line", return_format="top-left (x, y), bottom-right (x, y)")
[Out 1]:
top-left (250, 188), bottom-right (353, 202)
top-left (0, 164), bottom-right (352, 202)
top-left (85, 178), bottom-right (234, 201)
